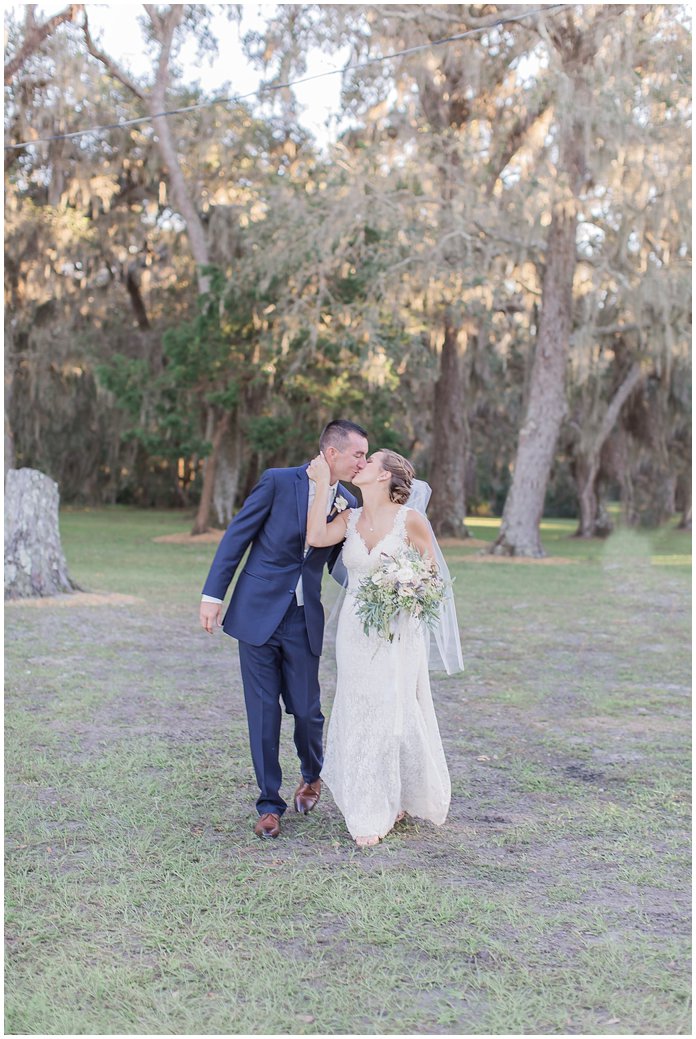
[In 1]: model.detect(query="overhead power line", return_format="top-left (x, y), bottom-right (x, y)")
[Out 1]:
top-left (5, 4), bottom-right (568, 151)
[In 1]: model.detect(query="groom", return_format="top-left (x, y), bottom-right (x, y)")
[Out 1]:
top-left (199, 419), bottom-right (368, 839)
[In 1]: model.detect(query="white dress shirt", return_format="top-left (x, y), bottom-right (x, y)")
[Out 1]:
top-left (201, 475), bottom-right (337, 608)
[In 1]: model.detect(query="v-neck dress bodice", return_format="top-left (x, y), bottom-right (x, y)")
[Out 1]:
top-left (340, 505), bottom-right (409, 583)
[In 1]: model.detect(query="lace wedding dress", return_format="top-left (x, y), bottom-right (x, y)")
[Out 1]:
top-left (322, 505), bottom-right (451, 840)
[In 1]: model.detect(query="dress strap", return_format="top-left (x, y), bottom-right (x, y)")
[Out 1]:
top-left (394, 504), bottom-right (410, 542)
top-left (346, 507), bottom-right (361, 534)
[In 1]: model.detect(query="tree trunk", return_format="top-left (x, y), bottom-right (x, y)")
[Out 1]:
top-left (429, 314), bottom-right (469, 538)
top-left (213, 413), bottom-right (244, 527)
top-left (125, 264), bottom-right (150, 329)
top-left (574, 362), bottom-right (644, 537)
top-left (147, 7), bottom-right (211, 295)
top-left (491, 204), bottom-right (577, 556)
top-left (191, 411), bottom-right (231, 535)
top-left (575, 456), bottom-right (600, 538)
top-left (574, 459), bottom-right (614, 539)
top-left (488, 12), bottom-right (603, 556)
top-left (148, 103), bottom-right (211, 295)
top-left (5, 468), bottom-right (76, 599)
top-left (677, 463), bottom-right (691, 530)
top-left (83, 6), bottom-right (211, 295)
top-left (678, 497), bottom-right (691, 530)
top-left (5, 326), bottom-right (15, 476)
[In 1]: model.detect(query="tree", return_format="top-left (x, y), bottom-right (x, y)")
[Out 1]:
top-left (570, 355), bottom-right (644, 538)
top-left (492, 4), bottom-right (691, 552)
top-left (80, 5), bottom-right (242, 523)
top-left (4, 2), bottom-right (689, 534)
top-left (560, 4), bottom-right (691, 536)
top-left (6, 7), bottom-right (248, 511)
top-left (81, 5), bottom-right (228, 294)
top-left (245, 3), bottom-right (691, 541)
top-left (243, 3), bottom-right (553, 536)
top-left (4, 45), bottom-right (198, 503)
top-left (4, 3), bottom-right (83, 84)
top-left (5, 468), bottom-right (76, 599)
top-left (490, 8), bottom-right (614, 555)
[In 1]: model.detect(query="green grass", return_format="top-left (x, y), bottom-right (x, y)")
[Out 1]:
top-left (5, 506), bottom-right (692, 1034)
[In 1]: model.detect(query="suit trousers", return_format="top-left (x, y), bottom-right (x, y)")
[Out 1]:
top-left (238, 599), bottom-right (323, 816)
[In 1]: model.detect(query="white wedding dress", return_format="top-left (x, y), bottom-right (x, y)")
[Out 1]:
top-left (322, 505), bottom-right (451, 840)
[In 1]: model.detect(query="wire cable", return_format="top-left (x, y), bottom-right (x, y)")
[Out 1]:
top-left (4, 4), bottom-right (568, 151)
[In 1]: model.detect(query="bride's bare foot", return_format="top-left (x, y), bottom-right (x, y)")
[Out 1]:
top-left (355, 835), bottom-right (380, 847)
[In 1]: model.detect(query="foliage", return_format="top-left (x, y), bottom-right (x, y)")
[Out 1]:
top-left (3, 3), bottom-right (692, 528)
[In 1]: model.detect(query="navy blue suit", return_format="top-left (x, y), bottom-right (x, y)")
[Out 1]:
top-left (202, 465), bottom-right (357, 816)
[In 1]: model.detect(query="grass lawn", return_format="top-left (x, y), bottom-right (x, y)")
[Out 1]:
top-left (5, 507), bottom-right (691, 1035)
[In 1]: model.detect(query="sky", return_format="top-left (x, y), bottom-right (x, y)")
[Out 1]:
top-left (11, 3), bottom-right (350, 146)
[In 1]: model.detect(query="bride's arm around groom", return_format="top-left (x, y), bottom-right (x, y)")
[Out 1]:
top-left (306, 452), bottom-right (352, 548)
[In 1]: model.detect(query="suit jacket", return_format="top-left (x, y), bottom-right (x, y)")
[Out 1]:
top-left (202, 465), bottom-right (357, 656)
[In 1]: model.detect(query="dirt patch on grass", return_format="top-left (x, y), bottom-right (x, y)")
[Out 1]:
top-left (158, 536), bottom-right (498, 552)
top-left (473, 554), bottom-right (576, 564)
top-left (571, 714), bottom-right (688, 735)
top-left (153, 531), bottom-right (225, 544)
top-left (438, 537), bottom-right (490, 548)
top-left (447, 553), bottom-right (577, 564)
top-left (6, 592), bottom-right (140, 608)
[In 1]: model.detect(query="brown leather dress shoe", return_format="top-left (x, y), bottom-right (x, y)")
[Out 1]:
top-left (293, 778), bottom-right (321, 815)
top-left (254, 812), bottom-right (281, 839)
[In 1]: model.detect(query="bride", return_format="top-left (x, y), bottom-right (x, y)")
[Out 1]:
top-left (306, 448), bottom-right (460, 848)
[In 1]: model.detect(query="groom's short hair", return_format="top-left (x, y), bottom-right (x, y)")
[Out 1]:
top-left (320, 419), bottom-right (368, 453)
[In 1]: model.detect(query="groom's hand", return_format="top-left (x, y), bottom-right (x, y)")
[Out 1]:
top-left (200, 601), bottom-right (222, 634)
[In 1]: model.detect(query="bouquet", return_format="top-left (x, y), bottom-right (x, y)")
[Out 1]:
top-left (354, 544), bottom-right (450, 642)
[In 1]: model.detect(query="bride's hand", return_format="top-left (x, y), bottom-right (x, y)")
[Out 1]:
top-left (307, 452), bottom-right (331, 483)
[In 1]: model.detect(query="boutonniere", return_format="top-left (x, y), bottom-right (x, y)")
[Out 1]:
top-left (331, 495), bottom-right (349, 516)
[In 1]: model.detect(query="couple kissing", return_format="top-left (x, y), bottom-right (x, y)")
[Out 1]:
top-left (199, 419), bottom-right (462, 847)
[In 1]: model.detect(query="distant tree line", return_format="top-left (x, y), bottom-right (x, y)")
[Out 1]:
top-left (4, 4), bottom-right (691, 554)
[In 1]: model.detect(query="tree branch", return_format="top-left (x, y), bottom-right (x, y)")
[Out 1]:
top-left (593, 361), bottom-right (644, 450)
top-left (440, 5), bottom-right (544, 31)
top-left (486, 87), bottom-right (553, 195)
top-left (473, 220), bottom-right (546, 252)
top-left (81, 5), bottom-right (208, 292)
top-left (4, 4), bottom-right (83, 85)
top-left (82, 11), bottom-right (146, 101)
top-left (144, 5), bottom-right (210, 293)
top-left (143, 4), bottom-right (164, 37)
top-left (150, 7), bottom-right (183, 96)
top-left (595, 322), bottom-right (647, 336)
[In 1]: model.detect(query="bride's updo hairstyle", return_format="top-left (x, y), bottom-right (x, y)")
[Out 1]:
top-left (379, 450), bottom-right (415, 505)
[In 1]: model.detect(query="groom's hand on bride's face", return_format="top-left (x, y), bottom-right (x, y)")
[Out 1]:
top-left (200, 602), bottom-right (222, 634)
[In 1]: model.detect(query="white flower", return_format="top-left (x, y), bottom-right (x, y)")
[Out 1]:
top-left (396, 566), bottom-right (416, 583)
top-left (333, 495), bottom-right (348, 513)
top-left (371, 572), bottom-right (384, 586)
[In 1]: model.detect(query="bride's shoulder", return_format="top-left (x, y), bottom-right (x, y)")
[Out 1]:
top-left (404, 508), bottom-right (430, 534)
